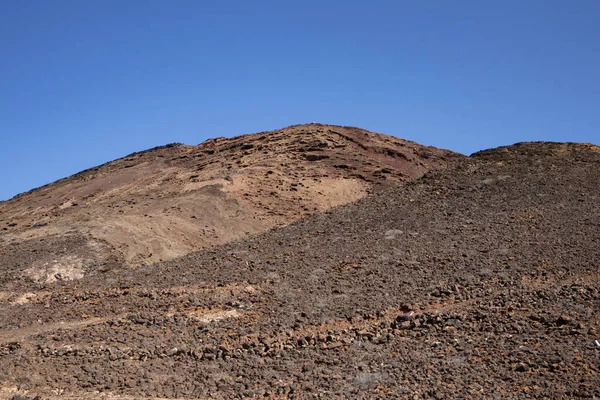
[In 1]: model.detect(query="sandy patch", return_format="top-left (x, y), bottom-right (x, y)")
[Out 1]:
top-left (24, 255), bottom-right (85, 284)
top-left (167, 309), bottom-right (241, 324)
top-left (182, 178), bottom-right (230, 193)
top-left (11, 292), bottom-right (37, 305)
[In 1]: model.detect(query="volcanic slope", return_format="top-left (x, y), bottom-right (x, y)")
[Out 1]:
top-left (1, 142), bottom-right (599, 399)
top-left (0, 124), bottom-right (459, 271)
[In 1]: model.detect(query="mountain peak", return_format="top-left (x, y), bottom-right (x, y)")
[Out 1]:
top-left (0, 124), bottom-right (461, 267)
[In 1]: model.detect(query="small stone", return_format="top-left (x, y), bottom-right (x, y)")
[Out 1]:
top-left (515, 363), bottom-right (529, 372)
top-left (396, 312), bottom-right (415, 321)
top-left (166, 348), bottom-right (178, 356)
top-left (384, 229), bottom-right (403, 239)
top-left (556, 315), bottom-right (572, 326)
top-left (302, 362), bottom-right (315, 373)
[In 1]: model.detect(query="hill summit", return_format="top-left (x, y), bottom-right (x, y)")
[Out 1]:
top-left (0, 123), bottom-right (461, 270)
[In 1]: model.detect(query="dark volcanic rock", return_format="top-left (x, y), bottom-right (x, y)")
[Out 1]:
top-left (0, 141), bottom-right (599, 399)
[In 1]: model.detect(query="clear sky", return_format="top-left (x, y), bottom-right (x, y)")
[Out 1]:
top-left (1, 1), bottom-right (599, 201)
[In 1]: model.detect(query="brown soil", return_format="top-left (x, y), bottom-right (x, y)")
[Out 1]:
top-left (0, 124), bottom-right (458, 269)
top-left (1, 136), bottom-right (599, 399)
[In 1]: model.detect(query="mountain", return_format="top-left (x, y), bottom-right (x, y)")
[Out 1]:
top-left (0, 123), bottom-right (460, 272)
top-left (1, 136), bottom-right (599, 399)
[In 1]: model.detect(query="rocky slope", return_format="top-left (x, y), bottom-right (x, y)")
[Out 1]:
top-left (0, 124), bottom-right (459, 271)
top-left (1, 141), bottom-right (599, 399)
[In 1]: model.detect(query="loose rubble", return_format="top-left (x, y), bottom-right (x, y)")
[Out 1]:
top-left (0, 141), bottom-right (599, 399)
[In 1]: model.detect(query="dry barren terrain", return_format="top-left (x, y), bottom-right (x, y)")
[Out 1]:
top-left (0, 124), bottom-right (458, 268)
top-left (1, 129), bottom-right (599, 399)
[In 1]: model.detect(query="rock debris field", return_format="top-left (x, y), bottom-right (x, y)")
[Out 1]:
top-left (1, 135), bottom-right (599, 399)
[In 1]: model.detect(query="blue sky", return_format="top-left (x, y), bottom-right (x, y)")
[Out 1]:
top-left (1, 1), bottom-right (599, 201)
